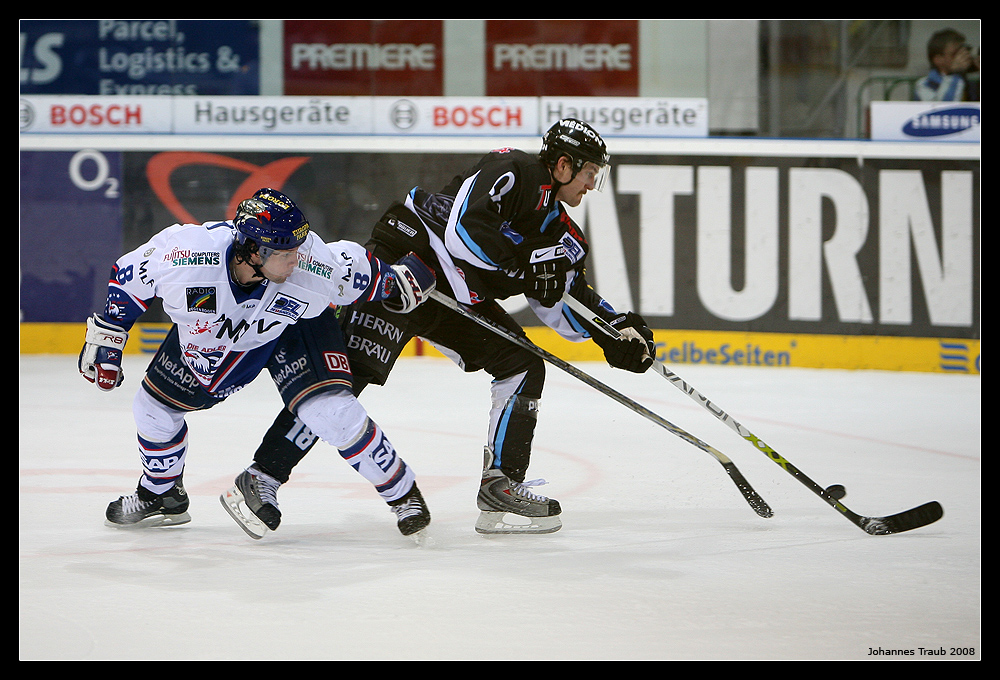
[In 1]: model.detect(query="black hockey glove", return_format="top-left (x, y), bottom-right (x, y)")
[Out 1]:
top-left (522, 247), bottom-right (570, 308)
top-left (592, 312), bottom-right (655, 373)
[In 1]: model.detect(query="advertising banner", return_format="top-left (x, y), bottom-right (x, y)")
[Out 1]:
top-left (19, 19), bottom-right (260, 96)
top-left (20, 149), bottom-right (124, 323)
top-left (19, 95), bottom-right (709, 138)
top-left (19, 142), bottom-right (979, 372)
top-left (283, 20), bottom-right (444, 96)
top-left (371, 97), bottom-right (538, 136)
top-left (20, 96), bottom-right (174, 134)
top-left (19, 95), bottom-right (375, 135)
top-left (279, 20), bottom-right (642, 98)
top-left (170, 96), bottom-right (373, 135)
top-left (870, 101), bottom-right (981, 142)
top-left (541, 97), bottom-right (708, 137)
top-left (485, 20), bottom-right (639, 96)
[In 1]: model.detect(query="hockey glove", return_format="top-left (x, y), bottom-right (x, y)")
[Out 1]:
top-left (385, 252), bottom-right (436, 313)
top-left (523, 247), bottom-right (570, 308)
top-left (78, 314), bottom-right (128, 391)
top-left (592, 312), bottom-right (655, 373)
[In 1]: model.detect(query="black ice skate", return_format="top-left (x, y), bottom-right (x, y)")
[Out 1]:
top-left (388, 483), bottom-right (431, 537)
top-left (220, 464), bottom-right (282, 540)
top-left (105, 478), bottom-right (191, 528)
top-left (475, 468), bottom-right (562, 534)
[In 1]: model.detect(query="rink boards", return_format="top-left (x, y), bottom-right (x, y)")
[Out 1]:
top-left (19, 321), bottom-right (981, 374)
top-left (19, 134), bottom-right (980, 375)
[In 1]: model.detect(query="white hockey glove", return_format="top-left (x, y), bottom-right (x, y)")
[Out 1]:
top-left (384, 252), bottom-right (436, 313)
top-left (78, 314), bottom-right (128, 391)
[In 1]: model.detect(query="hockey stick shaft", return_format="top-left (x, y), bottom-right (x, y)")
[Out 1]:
top-left (428, 290), bottom-right (773, 518)
top-left (561, 294), bottom-right (943, 535)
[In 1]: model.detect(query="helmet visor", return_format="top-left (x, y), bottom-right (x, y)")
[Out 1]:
top-left (258, 240), bottom-right (308, 265)
top-left (580, 160), bottom-right (611, 192)
top-left (256, 243), bottom-right (303, 283)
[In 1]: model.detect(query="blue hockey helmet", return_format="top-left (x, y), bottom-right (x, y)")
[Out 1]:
top-left (234, 188), bottom-right (310, 253)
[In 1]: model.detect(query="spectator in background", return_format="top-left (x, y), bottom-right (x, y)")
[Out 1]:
top-left (915, 28), bottom-right (980, 102)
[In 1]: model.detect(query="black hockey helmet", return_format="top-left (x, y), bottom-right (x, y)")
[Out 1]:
top-left (539, 118), bottom-right (611, 190)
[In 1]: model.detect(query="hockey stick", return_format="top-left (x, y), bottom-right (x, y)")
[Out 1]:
top-left (428, 290), bottom-right (773, 519)
top-left (560, 294), bottom-right (944, 535)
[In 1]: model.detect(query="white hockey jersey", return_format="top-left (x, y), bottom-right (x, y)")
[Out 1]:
top-left (103, 221), bottom-right (393, 392)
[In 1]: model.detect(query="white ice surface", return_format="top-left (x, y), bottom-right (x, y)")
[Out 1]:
top-left (20, 353), bottom-right (980, 660)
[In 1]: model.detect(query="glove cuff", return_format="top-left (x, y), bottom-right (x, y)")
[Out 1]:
top-left (86, 314), bottom-right (129, 349)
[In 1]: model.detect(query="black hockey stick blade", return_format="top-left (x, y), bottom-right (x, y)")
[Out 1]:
top-left (559, 293), bottom-right (944, 535)
top-left (722, 462), bottom-right (773, 518)
top-left (847, 500), bottom-right (944, 536)
top-left (763, 447), bottom-right (943, 534)
top-left (428, 291), bottom-right (773, 519)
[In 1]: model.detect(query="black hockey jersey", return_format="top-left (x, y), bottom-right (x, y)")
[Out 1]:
top-left (407, 147), bottom-right (590, 304)
top-left (370, 147), bottom-right (620, 342)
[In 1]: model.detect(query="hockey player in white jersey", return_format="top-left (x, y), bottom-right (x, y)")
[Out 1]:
top-left (78, 187), bottom-right (436, 539)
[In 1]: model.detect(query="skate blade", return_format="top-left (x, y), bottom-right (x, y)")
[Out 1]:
top-left (104, 512), bottom-right (191, 529)
top-left (407, 528), bottom-right (435, 547)
top-left (220, 486), bottom-right (268, 540)
top-left (475, 511), bottom-right (562, 535)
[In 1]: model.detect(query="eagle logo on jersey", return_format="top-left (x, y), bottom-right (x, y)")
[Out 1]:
top-left (183, 347), bottom-right (224, 381)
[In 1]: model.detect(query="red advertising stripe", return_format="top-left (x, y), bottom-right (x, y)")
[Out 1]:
top-left (284, 19), bottom-right (443, 96)
top-left (486, 20), bottom-right (639, 96)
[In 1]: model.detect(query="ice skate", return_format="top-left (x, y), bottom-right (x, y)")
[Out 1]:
top-left (220, 464), bottom-right (282, 540)
top-left (475, 468), bottom-right (562, 534)
top-left (105, 478), bottom-right (191, 528)
top-left (389, 483), bottom-right (431, 540)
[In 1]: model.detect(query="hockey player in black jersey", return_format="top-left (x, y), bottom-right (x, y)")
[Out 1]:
top-left (245, 118), bottom-right (655, 534)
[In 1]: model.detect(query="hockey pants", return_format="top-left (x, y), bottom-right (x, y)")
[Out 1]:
top-left (132, 310), bottom-right (415, 502)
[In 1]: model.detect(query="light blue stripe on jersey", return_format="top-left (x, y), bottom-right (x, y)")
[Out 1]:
top-left (560, 301), bottom-right (589, 336)
top-left (453, 172), bottom-right (499, 269)
top-left (539, 208), bottom-right (560, 233)
top-left (452, 173), bottom-right (500, 268)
